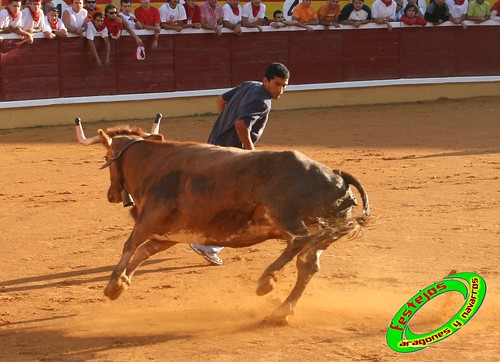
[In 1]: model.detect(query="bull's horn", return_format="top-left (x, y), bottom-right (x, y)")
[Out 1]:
top-left (75, 118), bottom-right (103, 146)
top-left (150, 113), bottom-right (162, 134)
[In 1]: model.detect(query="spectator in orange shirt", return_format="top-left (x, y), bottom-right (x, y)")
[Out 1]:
top-left (317, 0), bottom-right (341, 27)
top-left (84, 0), bottom-right (102, 23)
top-left (292, 0), bottom-right (319, 31)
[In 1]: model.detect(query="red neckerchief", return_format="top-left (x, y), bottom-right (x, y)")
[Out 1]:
top-left (381, 0), bottom-right (392, 7)
top-left (29, 8), bottom-right (40, 23)
top-left (454, 0), bottom-right (465, 4)
top-left (6, 7), bottom-right (20, 20)
top-left (231, 5), bottom-right (239, 16)
top-left (49, 19), bottom-right (59, 30)
top-left (251, 3), bottom-right (260, 17)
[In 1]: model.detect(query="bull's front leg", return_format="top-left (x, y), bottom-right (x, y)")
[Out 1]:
top-left (104, 227), bottom-right (148, 300)
top-left (125, 238), bottom-right (176, 281)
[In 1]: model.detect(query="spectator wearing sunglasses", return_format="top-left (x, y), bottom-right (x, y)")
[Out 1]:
top-left (104, 3), bottom-right (143, 46)
top-left (63, 0), bottom-right (88, 36)
top-left (84, 0), bottom-right (102, 22)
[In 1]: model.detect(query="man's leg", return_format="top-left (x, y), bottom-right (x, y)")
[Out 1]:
top-left (189, 243), bottom-right (224, 266)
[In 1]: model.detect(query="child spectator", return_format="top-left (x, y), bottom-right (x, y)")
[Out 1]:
top-left (119, 0), bottom-right (138, 29)
top-left (84, 0), bottom-right (102, 23)
top-left (222, 0), bottom-right (242, 35)
top-left (242, 0), bottom-right (266, 31)
top-left (0, 0), bottom-right (34, 44)
top-left (317, 0), bottom-right (341, 27)
top-left (104, 3), bottom-right (143, 47)
top-left (466, 0), bottom-right (490, 23)
top-left (269, 8), bottom-right (314, 30)
top-left (371, 0), bottom-right (397, 30)
top-left (21, 0), bottom-right (45, 33)
top-left (183, 0), bottom-right (201, 28)
top-left (159, 0), bottom-right (186, 32)
top-left (63, 0), bottom-right (88, 36)
top-left (134, 0), bottom-right (161, 49)
top-left (43, 5), bottom-right (67, 38)
top-left (424, 0), bottom-right (450, 25)
top-left (86, 11), bottom-right (110, 66)
top-left (291, 0), bottom-right (319, 29)
top-left (200, 0), bottom-right (223, 36)
top-left (339, 0), bottom-right (372, 27)
top-left (446, 0), bottom-right (468, 27)
top-left (407, 0), bottom-right (425, 18)
top-left (401, 3), bottom-right (427, 25)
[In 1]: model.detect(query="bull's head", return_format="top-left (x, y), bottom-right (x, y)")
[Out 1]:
top-left (75, 114), bottom-right (164, 206)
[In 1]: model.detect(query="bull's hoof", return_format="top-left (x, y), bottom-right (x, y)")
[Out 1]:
top-left (256, 274), bottom-right (276, 296)
top-left (104, 276), bottom-right (130, 300)
top-left (261, 314), bottom-right (290, 327)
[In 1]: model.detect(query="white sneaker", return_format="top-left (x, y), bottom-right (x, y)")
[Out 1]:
top-left (189, 244), bottom-right (224, 266)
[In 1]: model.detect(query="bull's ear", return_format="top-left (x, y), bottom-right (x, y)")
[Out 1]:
top-left (98, 129), bottom-right (113, 148)
top-left (146, 134), bottom-right (164, 141)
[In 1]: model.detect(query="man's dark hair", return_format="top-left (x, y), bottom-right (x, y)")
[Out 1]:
top-left (273, 10), bottom-right (283, 18)
top-left (265, 63), bottom-right (290, 81)
top-left (120, 0), bottom-right (131, 4)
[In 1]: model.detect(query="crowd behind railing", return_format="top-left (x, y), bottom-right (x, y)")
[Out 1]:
top-left (1, 0), bottom-right (500, 65)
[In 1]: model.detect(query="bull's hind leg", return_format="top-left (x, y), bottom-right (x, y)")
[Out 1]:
top-left (125, 238), bottom-right (176, 281)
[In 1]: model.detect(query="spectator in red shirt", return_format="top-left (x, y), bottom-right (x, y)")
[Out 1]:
top-left (135, 0), bottom-right (161, 49)
top-left (183, 0), bottom-right (202, 28)
top-left (104, 3), bottom-right (143, 47)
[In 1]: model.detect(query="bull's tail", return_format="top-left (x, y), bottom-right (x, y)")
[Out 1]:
top-left (334, 170), bottom-right (371, 219)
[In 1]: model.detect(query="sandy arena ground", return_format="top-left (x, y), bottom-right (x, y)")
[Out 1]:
top-left (0, 97), bottom-right (499, 361)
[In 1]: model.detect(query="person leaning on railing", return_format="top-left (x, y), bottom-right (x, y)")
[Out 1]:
top-left (339, 0), bottom-right (372, 28)
top-left (0, 0), bottom-right (34, 44)
top-left (63, 0), bottom-right (88, 36)
top-left (317, 0), bottom-right (341, 28)
top-left (291, 0), bottom-right (319, 31)
top-left (134, 0), bottom-right (161, 49)
top-left (182, 0), bottom-right (202, 29)
top-left (371, 0), bottom-right (397, 30)
top-left (466, 0), bottom-right (491, 23)
top-left (43, 5), bottom-right (68, 39)
top-left (241, 0), bottom-right (266, 32)
top-left (199, 0), bottom-right (223, 36)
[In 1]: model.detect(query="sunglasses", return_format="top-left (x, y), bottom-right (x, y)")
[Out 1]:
top-left (108, 11), bottom-right (117, 14)
top-left (86, 1), bottom-right (96, 3)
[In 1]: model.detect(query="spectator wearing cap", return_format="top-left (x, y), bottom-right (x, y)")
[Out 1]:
top-left (43, 5), bottom-right (67, 38)
top-left (104, 3), bottom-right (143, 46)
top-left (63, 0), bottom-right (88, 36)
top-left (86, 11), bottom-right (110, 66)
top-left (0, 0), bottom-right (34, 44)
top-left (21, 0), bottom-right (45, 33)
top-left (134, 0), bottom-right (161, 50)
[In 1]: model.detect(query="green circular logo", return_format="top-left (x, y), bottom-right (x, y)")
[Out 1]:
top-left (386, 272), bottom-right (487, 353)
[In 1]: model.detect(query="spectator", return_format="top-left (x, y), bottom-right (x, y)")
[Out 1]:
top-left (446, 0), bottom-right (468, 27)
top-left (0, 0), bottom-right (34, 44)
top-left (291, 0), bottom-right (319, 30)
top-left (490, 0), bottom-right (500, 21)
top-left (317, 0), bottom-right (341, 27)
top-left (339, 0), bottom-right (372, 27)
top-left (241, 0), bottom-right (266, 31)
top-left (86, 11), bottom-right (110, 66)
top-left (200, 0), bottom-right (223, 36)
top-left (466, 0), bottom-right (490, 23)
top-left (183, 0), bottom-right (202, 28)
top-left (119, 0), bottom-right (138, 29)
top-left (43, 5), bottom-right (67, 38)
top-left (401, 3), bottom-right (427, 25)
top-left (269, 9), bottom-right (297, 27)
top-left (159, 0), bottom-right (186, 32)
top-left (84, 0), bottom-right (102, 23)
top-left (424, 0), bottom-right (450, 24)
top-left (21, 0), bottom-right (45, 33)
top-left (134, 0), bottom-right (161, 49)
top-left (222, 0), bottom-right (242, 35)
top-left (395, 0), bottom-right (404, 20)
top-left (104, 3), bottom-right (143, 46)
top-left (42, 0), bottom-right (54, 15)
top-left (63, 0), bottom-right (88, 36)
top-left (371, 0), bottom-right (397, 30)
top-left (406, 0), bottom-right (425, 18)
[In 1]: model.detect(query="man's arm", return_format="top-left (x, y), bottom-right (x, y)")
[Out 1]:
top-left (234, 119), bottom-right (254, 150)
top-left (216, 95), bottom-right (227, 114)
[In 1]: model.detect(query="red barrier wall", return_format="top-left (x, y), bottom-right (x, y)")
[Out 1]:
top-left (1, 25), bottom-right (500, 102)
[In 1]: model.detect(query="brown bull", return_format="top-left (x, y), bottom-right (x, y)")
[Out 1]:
top-left (75, 115), bottom-right (370, 323)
